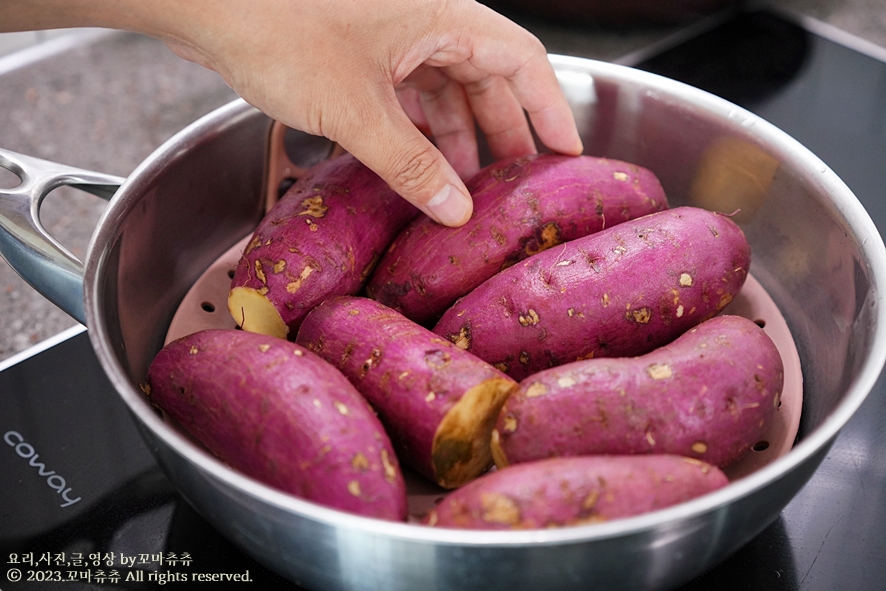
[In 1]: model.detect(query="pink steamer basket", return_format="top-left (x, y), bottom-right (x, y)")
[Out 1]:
top-left (162, 122), bottom-right (804, 521)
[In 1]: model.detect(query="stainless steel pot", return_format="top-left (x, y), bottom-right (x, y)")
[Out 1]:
top-left (2, 55), bottom-right (884, 591)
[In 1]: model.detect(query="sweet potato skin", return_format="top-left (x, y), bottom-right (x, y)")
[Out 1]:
top-left (366, 154), bottom-right (668, 326)
top-left (492, 315), bottom-right (783, 468)
top-left (295, 296), bottom-right (518, 489)
top-left (433, 206), bottom-right (751, 380)
top-left (228, 153), bottom-right (419, 338)
top-left (424, 455), bottom-right (728, 530)
top-left (145, 328), bottom-right (408, 521)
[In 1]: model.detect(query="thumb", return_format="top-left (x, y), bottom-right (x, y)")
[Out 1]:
top-left (332, 93), bottom-right (474, 227)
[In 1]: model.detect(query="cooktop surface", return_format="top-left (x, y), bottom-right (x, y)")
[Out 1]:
top-left (2, 6), bottom-right (886, 591)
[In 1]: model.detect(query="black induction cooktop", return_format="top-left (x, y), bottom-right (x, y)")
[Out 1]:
top-left (3, 6), bottom-right (886, 590)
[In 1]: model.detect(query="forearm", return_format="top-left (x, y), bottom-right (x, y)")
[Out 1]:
top-left (1, 0), bottom-right (119, 30)
top-left (0, 0), bottom-right (199, 44)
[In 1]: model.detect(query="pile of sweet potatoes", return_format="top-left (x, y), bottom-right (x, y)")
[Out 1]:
top-left (144, 152), bottom-right (785, 530)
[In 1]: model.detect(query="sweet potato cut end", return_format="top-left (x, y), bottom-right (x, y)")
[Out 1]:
top-left (432, 377), bottom-right (518, 489)
top-left (227, 286), bottom-right (289, 339)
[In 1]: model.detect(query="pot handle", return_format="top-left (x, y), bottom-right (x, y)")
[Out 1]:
top-left (0, 148), bottom-right (125, 325)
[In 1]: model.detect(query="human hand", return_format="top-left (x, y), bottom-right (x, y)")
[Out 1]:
top-left (154, 0), bottom-right (583, 226)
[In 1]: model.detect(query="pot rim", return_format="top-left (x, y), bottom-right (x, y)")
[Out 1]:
top-left (82, 56), bottom-right (886, 547)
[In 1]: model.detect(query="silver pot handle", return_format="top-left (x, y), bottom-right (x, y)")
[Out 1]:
top-left (0, 148), bottom-right (125, 324)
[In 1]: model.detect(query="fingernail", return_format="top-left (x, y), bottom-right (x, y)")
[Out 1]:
top-left (425, 184), bottom-right (472, 226)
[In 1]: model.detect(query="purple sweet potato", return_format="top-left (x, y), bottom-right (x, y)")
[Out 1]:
top-left (145, 328), bottom-right (407, 521)
top-left (433, 206), bottom-right (751, 380)
top-left (491, 315), bottom-right (783, 469)
top-left (366, 154), bottom-right (668, 326)
top-left (424, 455), bottom-right (728, 530)
top-left (228, 153), bottom-right (419, 338)
top-left (295, 296), bottom-right (518, 489)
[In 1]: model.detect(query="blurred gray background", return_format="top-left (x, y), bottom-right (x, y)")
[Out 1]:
top-left (0, 0), bottom-right (884, 362)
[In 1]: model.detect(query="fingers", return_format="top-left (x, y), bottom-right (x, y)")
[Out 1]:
top-left (366, 5), bottom-right (581, 228)
top-left (442, 59), bottom-right (538, 162)
top-left (505, 52), bottom-right (584, 157)
top-left (401, 65), bottom-right (480, 179)
top-left (401, 59), bottom-right (540, 176)
top-left (440, 4), bottom-right (584, 157)
top-left (335, 84), bottom-right (474, 228)
top-left (397, 3), bottom-right (581, 172)
top-left (465, 74), bottom-right (538, 160)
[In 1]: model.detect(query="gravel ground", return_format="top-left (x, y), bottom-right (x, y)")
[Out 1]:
top-left (0, 0), bottom-right (884, 362)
